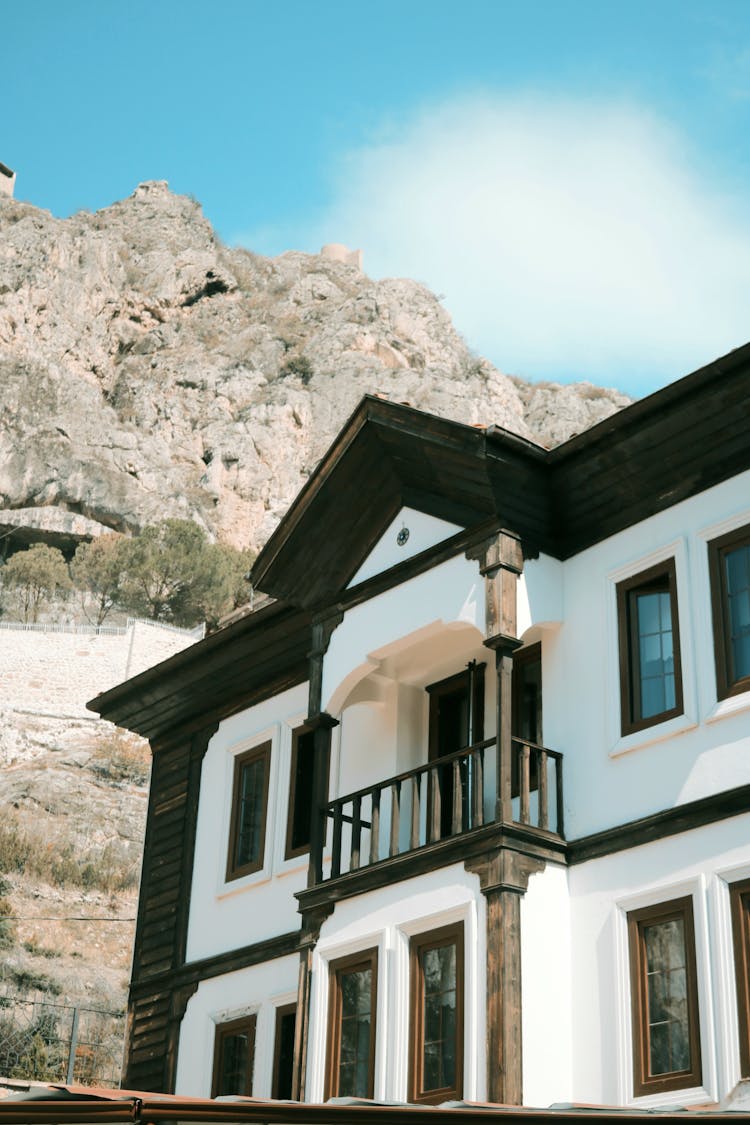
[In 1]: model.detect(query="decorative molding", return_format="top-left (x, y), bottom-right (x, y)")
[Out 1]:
top-left (465, 848), bottom-right (545, 897)
top-left (568, 784), bottom-right (750, 865)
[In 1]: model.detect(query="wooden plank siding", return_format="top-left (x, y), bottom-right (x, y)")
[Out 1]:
top-left (123, 725), bottom-right (216, 1091)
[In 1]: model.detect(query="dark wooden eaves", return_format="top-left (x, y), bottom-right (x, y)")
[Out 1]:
top-left (549, 341), bottom-right (750, 557)
top-left (251, 396), bottom-right (553, 608)
top-left (88, 600), bottom-right (311, 742)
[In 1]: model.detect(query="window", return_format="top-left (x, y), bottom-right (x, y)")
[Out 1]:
top-left (212, 1014), bottom-right (256, 1097)
top-left (427, 664), bottom-right (484, 838)
top-left (730, 879), bottom-right (750, 1078)
top-left (226, 741), bottom-right (271, 881)
top-left (709, 524), bottom-right (750, 700)
top-left (272, 1003), bottom-right (297, 1099)
top-left (512, 643), bottom-right (542, 745)
top-left (325, 948), bottom-right (378, 1099)
top-left (627, 898), bottom-right (702, 1096)
top-left (285, 726), bottom-right (327, 859)
top-left (427, 663), bottom-right (484, 760)
top-left (512, 643), bottom-right (542, 797)
top-left (409, 923), bottom-right (464, 1104)
top-left (617, 559), bottom-right (683, 736)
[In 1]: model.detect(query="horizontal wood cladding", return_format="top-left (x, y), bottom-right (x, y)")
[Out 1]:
top-left (123, 725), bottom-right (214, 1091)
top-left (551, 351), bottom-right (750, 556)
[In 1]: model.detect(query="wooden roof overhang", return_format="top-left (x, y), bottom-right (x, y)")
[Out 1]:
top-left (250, 396), bottom-right (552, 609)
top-left (90, 598), bottom-right (311, 742)
top-left (549, 340), bottom-right (750, 558)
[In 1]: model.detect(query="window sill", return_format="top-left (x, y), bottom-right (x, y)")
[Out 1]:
top-left (628, 1084), bottom-right (712, 1109)
top-left (216, 867), bottom-right (273, 900)
top-left (609, 712), bottom-right (698, 758)
top-left (704, 689), bottom-right (750, 725)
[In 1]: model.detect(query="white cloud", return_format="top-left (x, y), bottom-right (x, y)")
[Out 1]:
top-left (245, 95), bottom-right (750, 394)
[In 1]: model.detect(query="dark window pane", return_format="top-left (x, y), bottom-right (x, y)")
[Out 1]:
top-left (643, 918), bottom-right (691, 1078)
top-left (636, 589), bottom-right (674, 719)
top-left (235, 757), bottom-right (266, 868)
top-left (215, 1022), bottom-right (254, 1097)
top-left (420, 941), bottom-right (457, 1092)
top-left (273, 1010), bottom-right (296, 1099)
top-left (726, 544), bottom-right (750, 681)
top-left (337, 966), bottom-right (373, 1098)
top-left (289, 730), bottom-right (316, 852)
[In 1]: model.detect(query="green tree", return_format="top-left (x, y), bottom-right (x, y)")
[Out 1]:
top-left (117, 520), bottom-right (253, 627)
top-left (1, 544), bottom-right (71, 623)
top-left (71, 533), bottom-right (128, 625)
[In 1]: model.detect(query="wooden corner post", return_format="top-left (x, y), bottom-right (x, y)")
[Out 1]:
top-left (291, 609), bottom-right (342, 1101)
top-left (466, 531), bottom-right (523, 823)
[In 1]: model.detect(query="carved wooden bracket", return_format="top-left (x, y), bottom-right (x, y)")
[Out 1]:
top-left (466, 531), bottom-right (523, 641)
top-left (308, 609), bottom-right (344, 717)
top-left (298, 901), bottom-right (335, 948)
top-left (465, 847), bottom-right (545, 897)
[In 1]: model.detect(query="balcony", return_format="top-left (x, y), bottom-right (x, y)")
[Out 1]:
top-left (303, 736), bottom-right (565, 906)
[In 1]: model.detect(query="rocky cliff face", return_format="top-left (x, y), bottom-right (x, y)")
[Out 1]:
top-left (0, 182), bottom-right (630, 551)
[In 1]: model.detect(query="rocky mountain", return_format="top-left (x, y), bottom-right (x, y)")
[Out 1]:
top-left (0, 181), bottom-right (630, 554)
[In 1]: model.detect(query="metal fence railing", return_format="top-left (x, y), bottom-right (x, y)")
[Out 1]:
top-left (0, 992), bottom-right (125, 1088)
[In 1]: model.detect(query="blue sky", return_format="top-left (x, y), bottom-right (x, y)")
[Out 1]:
top-left (4, 0), bottom-right (750, 396)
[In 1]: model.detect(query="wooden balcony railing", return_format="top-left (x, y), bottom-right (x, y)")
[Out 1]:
top-left (318, 736), bottom-right (563, 883)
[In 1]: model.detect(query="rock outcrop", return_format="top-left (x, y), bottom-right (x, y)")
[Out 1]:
top-left (0, 181), bottom-right (630, 551)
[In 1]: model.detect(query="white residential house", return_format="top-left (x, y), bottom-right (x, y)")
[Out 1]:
top-left (90, 341), bottom-right (750, 1111)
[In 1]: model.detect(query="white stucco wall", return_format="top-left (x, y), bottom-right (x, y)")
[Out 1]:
top-left (347, 507), bottom-right (462, 587)
top-left (522, 862), bottom-right (573, 1106)
top-left (323, 553), bottom-right (483, 716)
top-left (546, 472), bottom-right (750, 839)
top-left (568, 813), bottom-right (750, 1108)
top-left (186, 682), bottom-right (311, 963)
top-left (307, 863), bottom-right (486, 1103)
top-left (176, 953), bottom-right (299, 1097)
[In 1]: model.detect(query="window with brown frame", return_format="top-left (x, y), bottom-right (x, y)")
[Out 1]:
top-left (617, 559), bottom-right (683, 736)
top-left (272, 1003), bottom-right (297, 1099)
top-left (730, 879), bottom-right (750, 1078)
top-left (211, 1014), bottom-right (256, 1097)
top-left (285, 726), bottom-right (327, 860)
top-left (325, 948), bottom-right (378, 1100)
top-left (226, 741), bottom-right (271, 882)
top-left (708, 524), bottom-right (750, 700)
top-left (627, 897), bottom-right (702, 1096)
top-left (409, 922), bottom-right (464, 1104)
top-left (427, 664), bottom-right (484, 838)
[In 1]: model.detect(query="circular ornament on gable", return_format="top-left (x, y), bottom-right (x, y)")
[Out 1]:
top-left (396, 527), bottom-right (410, 547)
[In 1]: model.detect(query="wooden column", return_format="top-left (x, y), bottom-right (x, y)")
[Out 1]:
top-left (290, 609), bottom-right (342, 1099)
top-left (306, 608), bottom-right (343, 888)
top-left (291, 905), bottom-right (333, 1101)
top-left (466, 531), bottom-right (523, 824)
top-left (466, 850), bottom-right (544, 1106)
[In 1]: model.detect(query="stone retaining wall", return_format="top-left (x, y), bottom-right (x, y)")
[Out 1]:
top-left (0, 620), bottom-right (198, 719)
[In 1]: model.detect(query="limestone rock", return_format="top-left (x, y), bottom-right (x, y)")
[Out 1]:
top-left (0, 183), bottom-right (630, 551)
